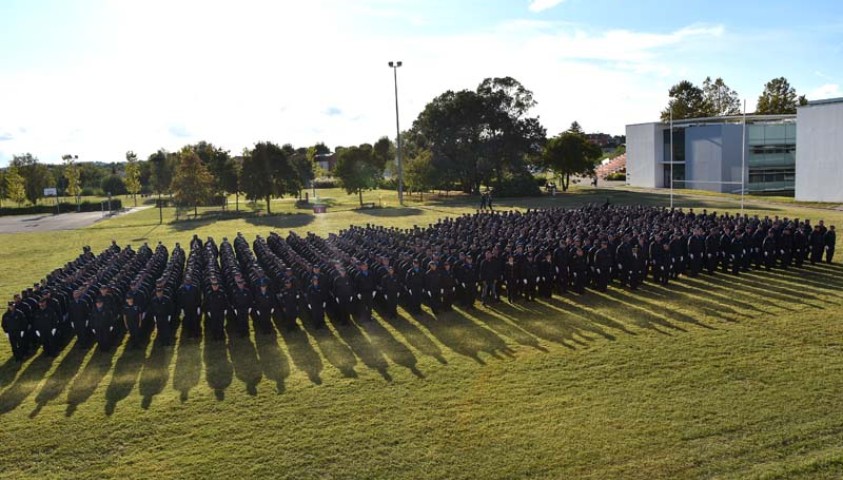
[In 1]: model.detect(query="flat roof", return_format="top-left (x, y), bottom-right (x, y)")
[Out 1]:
top-left (804, 97), bottom-right (843, 107)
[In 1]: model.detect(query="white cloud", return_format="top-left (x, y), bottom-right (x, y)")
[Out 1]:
top-left (528, 0), bottom-right (566, 13)
top-left (0, 1), bottom-right (726, 166)
top-left (807, 83), bottom-right (841, 100)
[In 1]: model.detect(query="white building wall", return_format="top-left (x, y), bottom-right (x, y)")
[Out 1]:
top-left (625, 123), bottom-right (663, 188)
top-left (796, 100), bottom-right (843, 202)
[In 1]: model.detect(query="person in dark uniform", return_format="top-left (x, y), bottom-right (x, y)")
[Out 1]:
top-left (33, 297), bottom-right (59, 357)
top-left (306, 275), bottom-right (328, 329)
top-left (424, 261), bottom-right (444, 314)
top-left (793, 227), bottom-right (807, 268)
top-left (204, 279), bottom-right (229, 341)
top-left (231, 278), bottom-right (253, 338)
top-left (332, 266), bottom-right (355, 325)
top-left (177, 277), bottom-right (202, 339)
top-left (629, 244), bottom-right (646, 290)
top-left (379, 265), bottom-right (401, 319)
top-left (354, 261), bottom-right (376, 322)
top-left (594, 240), bottom-right (612, 292)
top-left (89, 296), bottom-right (115, 352)
top-left (503, 255), bottom-right (519, 303)
top-left (553, 240), bottom-right (569, 294)
top-left (809, 225), bottom-right (825, 265)
top-left (253, 280), bottom-right (276, 334)
top-left (729, 230), bottom-right (746, 275)
top-left (521, 254), bottom-right (538, 301)
top-left (570, 247), bottom-right (588, 294)
top-left (479, 250), bottom-right (501, 305)
top-left (650, 241), bottom-right (669, 286)
top-left (761, 229), bottom-right (776, 271)
top-left (2, 301), bottom-right (28, 361)
top-left (537, 252), bottom-right (554, 299)
top-left (123, 293), bottom-right (144, 349)
top-left (404, 259), bottom-right (425, 315)
top-left (826, 225), bottom-right (836, 263)
top-left (441, 261), bottom-right (457, 310)
top-left (69, 289), bottom-right (92, 349)
top-left (148, 287), bottom-right (174, 346)
top-left (456, 254), bottom-right (479, 308)
top-left (778, 228), bottom-right (794, 269)
top-left (278, 278), bottom-right (300, 331)
top-left (705, 228), bottom-right (720, 275)
top-left (687, 228), bottom-right (705, 277)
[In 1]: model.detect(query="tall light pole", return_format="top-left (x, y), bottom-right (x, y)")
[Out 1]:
top-left (388, 60), bottom-right (404, 206)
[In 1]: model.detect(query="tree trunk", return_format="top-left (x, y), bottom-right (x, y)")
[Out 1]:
top-left (562, 174), bottom-right (570, 191)
top-left (194, 203), bottom-right (198, 218)
top-left (358, 190), bottom-right (363, 207)
top-left (266, 194), bottom-right (272, 214)
top-left (133, 193), bottom-right (137, 207)
top-left (236, 192), bottom-right (239, 212)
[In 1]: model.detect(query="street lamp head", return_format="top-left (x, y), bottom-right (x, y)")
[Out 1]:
top-left (388, 61), bottom-right (403, 68)
top-left (396, 61), bottom-right (402, 67)
top-left (388, 61), bottom-right (394, 67)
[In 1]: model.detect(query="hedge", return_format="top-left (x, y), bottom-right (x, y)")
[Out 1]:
top-left (0, 199), bottom-right (123, 217)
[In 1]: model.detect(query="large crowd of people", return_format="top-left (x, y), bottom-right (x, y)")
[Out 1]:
top-left (2, 205), bottom-right (837, 361)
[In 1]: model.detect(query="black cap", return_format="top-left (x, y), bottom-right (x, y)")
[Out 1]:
top-left (7, 301), bottom-right (14, 307)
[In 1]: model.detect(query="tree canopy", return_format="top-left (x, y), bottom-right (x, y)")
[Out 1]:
top-left (240, 141), bottom-right (297, 214)
top-left (756, 77), bottom-right (808, 114)
top-left (542, 122), bottom-right (603, 191)
top-left (334, 144), bottom-right (383, 207)
top-left (171, 147), bottom-right (214, 217)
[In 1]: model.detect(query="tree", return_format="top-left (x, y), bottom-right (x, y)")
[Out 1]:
top-left (240, 141), bottom-right (297, 214)
top-left (542, 123), bottom-right (603, 191)
top-left (61, 155), bottom-right (82, 211)
top-left (148, 149), bottom-right (175, 196)
top-left (288, 147), bottom-right (313, 199)
top-left (702, 77), bottom-right (741, 116)
top-left (189, 141), bottom-right (235, 204)
top-left (372, 136), bottom-right (394, 173)
top-left (5, 165), bottom-right (26, 206)
top-left (101, 175), bottom-right (127, 196)
top-left (404, 149), bottom-right (437, 201)
top-left (756, 77), bottom-right (808, 114)
top-left (660, 80), bottom-right (714, 121)
top-left (171, 148), bottom-right (214, 217)
top-left (334, 144), bottom-right (382, 207)
top-left (124, 150), bottom-right (141, 206)
top-left (11, 154), bottom-right (52, 205)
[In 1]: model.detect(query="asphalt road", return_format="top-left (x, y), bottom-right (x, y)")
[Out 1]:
top-left (0, 207), bottom-right (149, 234)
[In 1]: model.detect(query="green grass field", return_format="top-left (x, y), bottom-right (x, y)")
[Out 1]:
top-left (1, 187), bottom-right (842, 480)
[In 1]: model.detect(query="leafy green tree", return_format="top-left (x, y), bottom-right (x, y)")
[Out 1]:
top-left (702, 77), bottom-right (741, 116)
top-left (171, 147), bottom-right (214, 217)
top-left (335, 144), bottom-right (382, 207)
top-left (241, 141), bottom-right (297, 214)
top-left (660, 80), bottom-right (714, 121)
top-left (189, 141), bottom-right (235, 201)
top-left (756, 77), bottom-right (808, 114)
top-left (148, 149), bottom-right (175, 196)
top-left (542, 122), bottom-right (603, 191)
top-left (11, 154), bottom-right (52, 205)
top-left (124, 150), bottom-right (141, 206)
top-left (5, 165), bottom-right (26, 206)
top-left (101, 175), bottom-right (127, 196)
top-left (289, 147), bottom-right (313, 199)
top-left (404, 149), bottom-right (437, 201)
top-left (62, 155), bottom-right (82, 210)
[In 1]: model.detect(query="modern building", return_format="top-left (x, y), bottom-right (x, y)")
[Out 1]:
top-left (625, 97), bottom-right (843, 202)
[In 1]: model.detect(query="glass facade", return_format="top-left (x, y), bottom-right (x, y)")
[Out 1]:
top-left (747, 122), bottom-right (796, 192)
top-left (662, 128), bottom-right (685, 188)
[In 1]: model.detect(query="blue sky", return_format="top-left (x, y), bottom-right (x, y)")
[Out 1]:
top-left (1, 0), bottom-right (841, 166)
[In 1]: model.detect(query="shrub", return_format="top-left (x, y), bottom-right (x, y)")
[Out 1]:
top-left (0, 199), bottom-right (123, 216)
top-left (494, 173), bottom-right (542, 197)
top-left (312, 177), bottom-right (338, 189)
top-left (605, 172), bottom-right (626, 181)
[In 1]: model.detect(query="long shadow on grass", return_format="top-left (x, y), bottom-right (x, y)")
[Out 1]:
top-left (279, 321), bottom-right (326, 384)
top-left (243, 213), bottom-right (314, 230)
top-left (498, 299), bottom-right (617, 348)
top-left (334, 319), bottom-right (393, 381)
top-left (203, 335), bottom-right (233, 401)
top-left (415, 310), bottom-right (515, 364)
top-left (0, 357), bottom-right (22, 390)
top-left (172, 333), bottom-right (202, 402)
top-left (254, 330), bottom-right (290, 394)
top-left (380, 311), bottom-right (448, 365)
top-left (30, 343), bottom-right (92, 417)
top-left (0, 354), bottom-right (55, 415)
top-left (104, 341), bottom-right (147, 416)
top-left (138, 340), bottom-right (174, 409)
top-left (361, 311), bottom-right (424, 378)
top-left (65, 347), bottom-right (117, 416)
top-left (458, 305), bottom-right (549, 352)
top-left (228, 331), bottom-right (262, 396)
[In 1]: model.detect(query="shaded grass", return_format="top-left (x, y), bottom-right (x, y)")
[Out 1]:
top-left (0, 188), bottom-right (842, 479)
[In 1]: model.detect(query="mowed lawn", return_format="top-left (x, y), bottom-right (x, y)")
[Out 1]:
top-left (1, 187), bottom-right (842, 480)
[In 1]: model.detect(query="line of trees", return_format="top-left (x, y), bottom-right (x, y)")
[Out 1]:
top-left (662, 76), bottom-right (809, 121)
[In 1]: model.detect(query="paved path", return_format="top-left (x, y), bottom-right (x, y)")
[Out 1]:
top-left (0, 207), bottom-right (151, 234)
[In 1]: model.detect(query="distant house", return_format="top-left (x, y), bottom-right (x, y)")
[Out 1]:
top-left (314, 152), bottom-right (336, 171)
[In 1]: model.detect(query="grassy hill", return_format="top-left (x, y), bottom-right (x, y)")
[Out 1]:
top-left (1, 187), bottom-right (842, 480)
